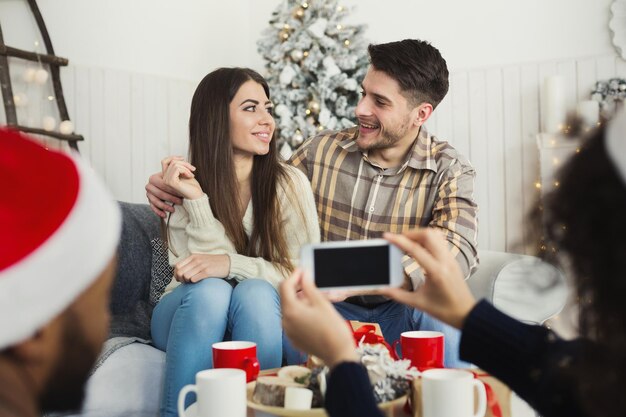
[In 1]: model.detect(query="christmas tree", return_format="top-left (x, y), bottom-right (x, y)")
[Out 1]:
top-left (257, 0), bottom-right (369, 157)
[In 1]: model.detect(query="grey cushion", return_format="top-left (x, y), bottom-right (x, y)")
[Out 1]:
top-left (110, 202), bottom-right (160, 340)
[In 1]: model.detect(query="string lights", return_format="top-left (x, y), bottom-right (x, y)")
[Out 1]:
top-left (13, 39), bottom-right (73, 135)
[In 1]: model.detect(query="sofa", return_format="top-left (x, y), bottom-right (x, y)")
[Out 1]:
top-left (63, 202), bottom-right (568, 417)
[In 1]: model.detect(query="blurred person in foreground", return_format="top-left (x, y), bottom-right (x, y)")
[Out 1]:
top-left (0, 128), bottom-right (121, 417)
top-left (281, 110), bottom-right (626, 417)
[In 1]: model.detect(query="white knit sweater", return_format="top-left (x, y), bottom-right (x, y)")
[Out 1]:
top-left (162, 165), bottom-right (320, 296)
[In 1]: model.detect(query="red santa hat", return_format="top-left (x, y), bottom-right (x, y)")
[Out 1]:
top-left (0, 128), bottom-right (121, 350)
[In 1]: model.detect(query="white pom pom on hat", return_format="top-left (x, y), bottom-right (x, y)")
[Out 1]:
top-left (0, 128), bottom-right (121, 350)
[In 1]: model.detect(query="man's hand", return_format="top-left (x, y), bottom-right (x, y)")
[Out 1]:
top-left (377, 229), bottom-right (477, 330)
top-left (174, 254), bottom-right (230, 283)
top-left (280, 269), bottom-right (359, 369)
top-left (145, 156), bottom-right (192, 218)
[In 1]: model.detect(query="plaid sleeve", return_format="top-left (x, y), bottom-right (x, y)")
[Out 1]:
top-left (430, 159), bottom-right (479, 278)
top-left (404, 159), bottom-right (479, 289)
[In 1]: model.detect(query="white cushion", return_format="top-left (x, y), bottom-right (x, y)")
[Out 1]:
top-left (469, 250), bottom-right (569, 324)
top-left (71, 343), bottom-right (165, 417)
top-left (492, 257), bottom-right (568, 324)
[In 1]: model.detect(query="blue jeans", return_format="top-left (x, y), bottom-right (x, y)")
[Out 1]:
top-left (151, 278), bottom-right (282, 417)
top-left (283, 300), bottom-right (468, 368)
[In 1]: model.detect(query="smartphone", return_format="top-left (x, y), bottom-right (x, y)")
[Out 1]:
top-left (299, 239), bottom-right (404, 291)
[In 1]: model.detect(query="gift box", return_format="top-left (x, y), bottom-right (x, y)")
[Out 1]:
top-left (349, 320), bottom-right (383, 337)
top-left (349, 320), bottom-right (398, 360)
top-left (410, 370), bottom-right (512, 417)
top-left (307, 321), bottom-right (387, 368)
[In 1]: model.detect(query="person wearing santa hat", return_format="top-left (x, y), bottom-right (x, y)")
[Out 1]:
top-left (0, 128), bottom-right (121, 417)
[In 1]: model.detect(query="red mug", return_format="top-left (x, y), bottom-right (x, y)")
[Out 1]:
top-left (212, 341), bottom-right (260, 382)
top-left (392, 330), bottom-right (444, 371)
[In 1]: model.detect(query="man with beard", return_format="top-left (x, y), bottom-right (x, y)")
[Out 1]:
top-left (0, 128), bottom-right (121, 417)
top-left (145, 39), bottom-right (478, 367)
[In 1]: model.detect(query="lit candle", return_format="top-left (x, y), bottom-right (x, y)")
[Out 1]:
top-left (576, 100), bottom-right (599, 129)
top-left (543, 75), bottom-right (566, 134)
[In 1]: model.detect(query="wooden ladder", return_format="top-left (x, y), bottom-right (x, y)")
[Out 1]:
top-left (0, 0), bottom-right (83, 150)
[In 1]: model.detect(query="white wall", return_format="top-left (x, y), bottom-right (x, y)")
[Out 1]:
top-left (333, 0), bottom-right (614, 71)
top-left (1, 0), bottom-right (259, 82)
top-left (1, 0), bottom-right (615, 80)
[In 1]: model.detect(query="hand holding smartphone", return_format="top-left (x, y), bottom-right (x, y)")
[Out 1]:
top-left (299, 239), bottom-right (404, 291)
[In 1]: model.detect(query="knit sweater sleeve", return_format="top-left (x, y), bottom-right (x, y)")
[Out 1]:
top-left (460, 300), bottom-right (585, 417)
top-left (166, 194), bottom-right (236, 266)
top-left (324, 362), bottom-right (384, 417)
top-left (227, 166), bottom-right (321, 288)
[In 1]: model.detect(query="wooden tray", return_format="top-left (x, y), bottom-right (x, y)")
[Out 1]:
top-left (247, 381), bottom-right (408, 417)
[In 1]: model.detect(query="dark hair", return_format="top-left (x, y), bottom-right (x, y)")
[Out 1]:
top-left (168, 67), bottom-right (293, 273)
top-left (540, 122), bottom-right (626, 416)
top-left (367, 39), bottom-right (449, 109)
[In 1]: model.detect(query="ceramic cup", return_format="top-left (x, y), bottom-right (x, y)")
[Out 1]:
top-left (177, 368), bottom-right (246, 417)
top-left (284, 386), bottom-right (313, 410)
top-left (212, 341), bottom-right (260, 382)
top-left (393, 330), bottom-right (444, 371)
top-left (421, 369), bottom-right (487, 417)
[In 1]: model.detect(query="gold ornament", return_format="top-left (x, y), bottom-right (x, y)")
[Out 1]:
top-left (303, 51), bottom-right (309, 57)
top-left (294, 7), bottom-right (305, 19)
top-left (302, 2), bottom-right (309, 8)
top-left (308, 100), bottom-right (320, 115)
top-left (279, 29), bottom-right (290, 42)
top-left (344, 39), bottom-right (350, 46)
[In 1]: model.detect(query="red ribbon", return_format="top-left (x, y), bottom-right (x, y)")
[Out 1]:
top-left (471, 371), bottom-right (503, 417)
top-left (351, 324), bottom-right (399, 360)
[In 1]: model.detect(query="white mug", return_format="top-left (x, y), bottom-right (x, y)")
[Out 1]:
top-left (284, 386), bottom-right (313, 410)
top-left (178, 368), bottom-right (246, 417)
top-left (421, 369), bottom-right (487, 417)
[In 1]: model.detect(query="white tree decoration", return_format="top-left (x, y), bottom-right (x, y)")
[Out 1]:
top-left (257, 0), bottom-right (369, 155)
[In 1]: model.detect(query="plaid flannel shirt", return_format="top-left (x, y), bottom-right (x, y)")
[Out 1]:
top-left (288, 126), bottom-right (478, 304)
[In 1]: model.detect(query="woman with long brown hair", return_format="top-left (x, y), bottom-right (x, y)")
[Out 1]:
top-left (149, 67), bottom-right (320, 417)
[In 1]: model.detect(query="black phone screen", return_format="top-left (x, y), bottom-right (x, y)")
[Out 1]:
top-left (313, 245), bottom-right (389, 288)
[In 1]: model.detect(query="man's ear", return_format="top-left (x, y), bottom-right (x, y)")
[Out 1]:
top-left (413, 102), bottom-right (434, 127)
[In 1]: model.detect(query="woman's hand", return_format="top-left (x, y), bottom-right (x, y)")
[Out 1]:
top-left (161, 157), bottom-right (203, 201)
top-left (377, 228), bottom-right (477, 330)
top-left (280, 269), bottom-right (359, 368)
top-left (174, 254), bottom-right (230, 283)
